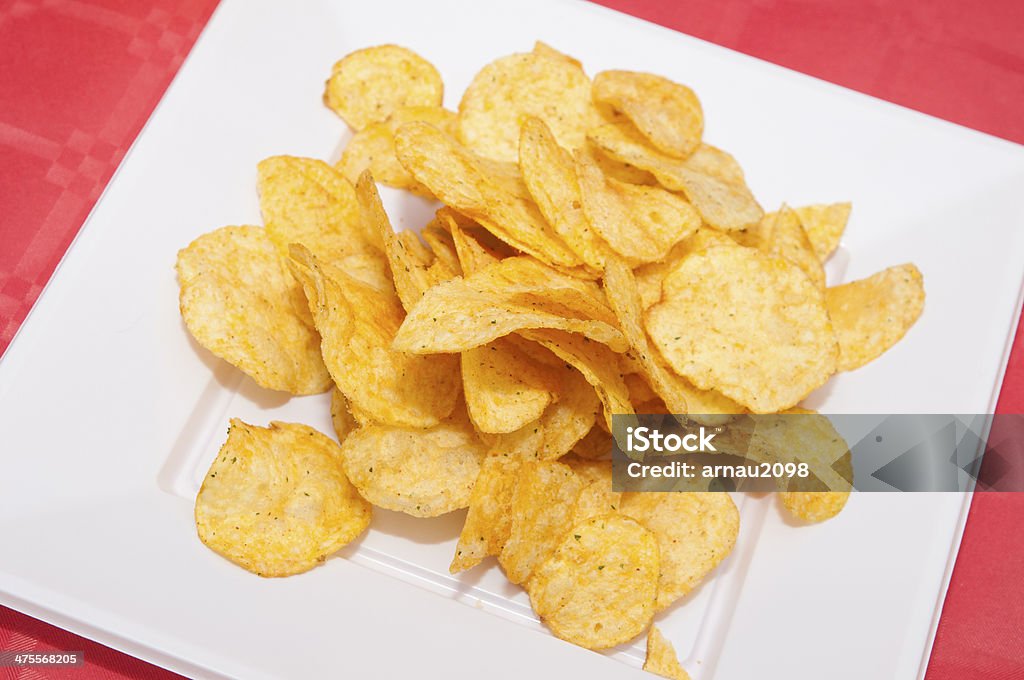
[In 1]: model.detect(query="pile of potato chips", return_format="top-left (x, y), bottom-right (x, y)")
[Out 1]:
top-left (177, 42), bottom-right (925, 676)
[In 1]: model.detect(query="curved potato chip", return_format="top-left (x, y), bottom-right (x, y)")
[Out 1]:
top-left (486, 354), bottom-right (599, 460)
top-left (176, 226), bottom-right (331, 395)
top-left (780, 491), bottom-right (849, 523)
top-left (794, 202), bottom-right (851, 261)
top-left (634, 228), bottom-right (737, 309)
top-left (646, 245), bottom-right (838, 413)
top-left (576, 151), bottom-right (700, 264)
top-left (393, 257), bottom-right (627, 353)
top-left (644, 627), bottom-right (691, 680)
top-left (521, 329), bottom-right (634, 430)
top-left (356, 172), bottom-right (450, 310)
top-left (565, 458), bottom-right (620, 522)
top-left (462, 336), bottom-right (554, 434)
top-left (195, 420), bottom-right (371, 577)
top-left (532, 41), bottom-right (582, 68)
top-left (527, 514), bottom-right (659, 649)
top-left (735, 205), bottom-right (825, 290)
top-left (458, 51), bottom-right (594, 162)
top-left (338, 106), bottom-right (457, 196)
top-left (571, 426), bottom-right (614, 460)
top-left (446, 212), bottom-right (503, 275)
top-left (257, 156), bottom-right (379, 259)
top-left (339, 408), bottom-right (487, 517)
top-left (519, 117), bottom-right (613, 271)
top-left (330, 387), bottom-right (357, 441)
top-left (588, 123), bottom-right (762, 230)
top-left (592, 70), bottom-right (703, 158)
top-left (289, 245), bottom-right (460, 427)
top-left (395, 122), bottom-right (582, 267)
top-left (499, 460), bottom-right (584, 584)
top-left (451, 454), bottom-right (522, 572)
top-left (324, 44), bottom-right (443, 130)
top-left (825, 264), bottom-right (924, 371)
top-left (620, 491), bottom-right (738, 610)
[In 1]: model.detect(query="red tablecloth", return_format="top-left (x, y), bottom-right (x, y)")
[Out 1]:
top-left (1, 1), bottom-right (1022, 678)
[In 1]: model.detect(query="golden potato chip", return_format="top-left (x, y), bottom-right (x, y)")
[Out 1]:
top-left (576, 151), bottom-right (700, 264)
top-left (519, 117), bottom-right (613, 271)
top-left (195, 419), bottom-right (371, 577)
top-left (394, 122), bottom-right (582, 267)
top-left (625, 371), bottom-right (658, 405)
top-left (644, 627), bottom-right (691, 680)
top-left (458, 51), bottom-right (594, 162)
top-left (393, 256), bottom-right (627, 353)
top-left (585, 142), bottom-right (658, 185)
top-left (446, 212), bottom-right (503, 275)
top-left (330, 387), bottom-right (357, 441)
top-left (257, 156), bottom-right (379, 259)
top-left (588, 123), bottom-right (763, 230)
top-left (333, 250), bottom-right (394, 294)
top-left (499, 460), bottom-right (584, 584)
top-left (462, 336), bottom-right (554, 434)
top-left (420, 212), bottom-right (464, 276)
top-left (780, 491), bottom-right (849, 523)
top-left (571, 425), bottom-right (614, 460)
top-left (339, 407), bottom-right (487, 517)
top-left (683, 143), bottom-right (748, 186)
top-left (736, 205), bottom-right (825, 290)
top-left (634, 228), bottom-right (736, 309)
top-left (356, 172), bottom-right (450, 310)
top-left (486, 354), bottom-right (599, 460)
top-left (531, 41), bottom-right (582, 69)
top-left (592, 70), bottom-right (703, 159)
top-left (646, 245), bottom-right (838, 413)
top-left (620, 491), bottom-right (739, 610)
top-left (289, 245), bottom-right (460, 427)
top-left (793, 202), bottom-right (851, 261)
top-left (337, 106), bottom-right (457, 196)
top-left (520, 329), bottom-right (634, 430)
top-left (451, 454), bottom-right (522, 573)
top-left (527, 514), bottom-right (659, 649)
top-left (566, 459), bottom-right (621, 522)
top-left (825, 263), bottom-right (924, 371)
top-left (176, 226), bottom-right (331, 395)
top-left (324, 44), bottom-right (443, 130)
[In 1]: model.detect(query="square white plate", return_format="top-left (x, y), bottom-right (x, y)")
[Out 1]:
top-left (2, 1), bottom-right (1023, 678)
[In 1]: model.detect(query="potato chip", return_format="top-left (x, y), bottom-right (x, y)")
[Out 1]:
top-left (356, 172), bottom-right (450, 310)
top-left (571, 425), bottom-right (614, 460)
top-left (644, 627), bottom-right (691, 680)
top-left (780, 491), bottom-right (849, 523)
top-left (499, 460), bottom-right (584, 584)
top-left (486, 354), bottom-right (599, 460)
top-left (420, 212), bottom-right (464, 276)
top-left (330, 387), bottom-right (357, 441)
top-left (394, 122), bottom-right (582, 267)
top-left (736, 205), bottom-right (825, 290)
top-left (620, 491), bottom-right (739, 610)
top-left (592, 70), bottom-right (702, 159)
top-left (527, 514), bottom-right (659, 649)
top-left (519, 117), bottom-right (613, 271)
top-left (393, 256), bottom-right (627, 353)
top-left (565, 458), bottom-right (621, 522)
top-left (339, 407), bottom-right (487, 517)
top-left (288, 244), bottom-right (460, 427)
top-left (825, 263), bottom-right (924, 371)
top-left (457, 51), bottom-right (594, 162)
top-left (446, 212), bottom-right (503, 275)
top-left (793, 202), bottom-right (851, 261)
top-left (176, 226), bottom-right (331, 395)
top-left (338, 106), bottom-right (457, 196)
top-left (257, 156), bottom-right (379, 259)
top-left (576, 151), bottom-right (701, 264)
top-left (195, 419), bottom-right (371, 577)
top-left (634, 228), bottom-right (736, 309)
top-left (646, 245), bottom-right (838, 413)
top-left (324, 44), bottom-right (443, 130)
top-left (588, 123), bottom-right (763, 230)
top-left (450, 454), bottom-right (522, 572)
top-left (520, 329), bottom-right (634, 430)
top-left (462, 336), bottom-right (554, 434)
top-left (531, 41), bottom-right (582, 69)
top-left (625, 371), bottom-right (658, 405)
